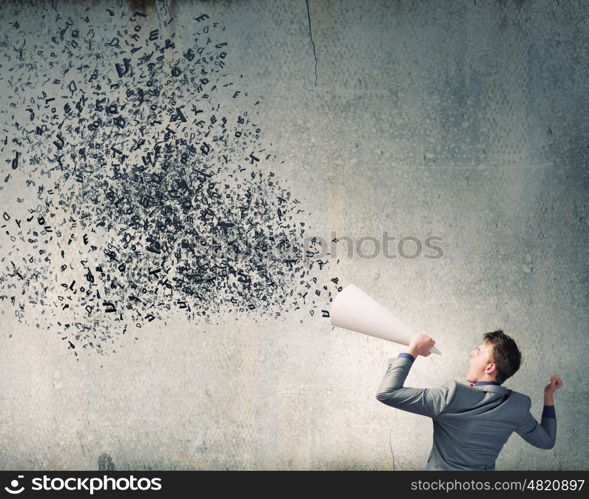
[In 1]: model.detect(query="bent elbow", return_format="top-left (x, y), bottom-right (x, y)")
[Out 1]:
top-left (376, 390), bottom-right (403, 408)
top-left (376, 390), bottom-right (396, 404)
top-left (539, 438), bottom-right (556, 450)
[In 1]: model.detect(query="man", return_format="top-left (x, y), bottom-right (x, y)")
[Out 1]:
top-left (376, 330), bottom-right (563, 470)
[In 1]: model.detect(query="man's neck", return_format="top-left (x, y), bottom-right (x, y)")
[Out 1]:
top-left (473, 378), bottom-right (500, 386)
top-left (467, 376), bottom-right (500, 385)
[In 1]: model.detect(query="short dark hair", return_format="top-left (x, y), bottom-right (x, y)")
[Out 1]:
top-left (483, 330), bottom-right (522, 384)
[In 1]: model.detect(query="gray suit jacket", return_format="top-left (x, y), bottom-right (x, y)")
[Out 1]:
top-left (376, 355), bottom-right (557, 471)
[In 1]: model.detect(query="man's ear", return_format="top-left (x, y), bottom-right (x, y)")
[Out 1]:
top-left (485, 362), bottom-right (497, 375)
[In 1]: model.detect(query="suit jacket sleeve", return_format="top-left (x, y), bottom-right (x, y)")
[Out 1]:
top-left (376, 356), bottom-right (454, 418)
top-left (514, 399), bottom-right (557, 449)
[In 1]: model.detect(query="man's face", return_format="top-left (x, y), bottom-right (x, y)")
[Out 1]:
top-left (466, 342), bottom-right (496, 383)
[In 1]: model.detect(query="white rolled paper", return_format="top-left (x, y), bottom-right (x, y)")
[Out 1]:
top-left (330, 284), bottom-right (441, 355)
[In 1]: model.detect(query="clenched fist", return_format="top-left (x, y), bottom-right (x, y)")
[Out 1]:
top-left (544, 374), bottom-right (564, 395)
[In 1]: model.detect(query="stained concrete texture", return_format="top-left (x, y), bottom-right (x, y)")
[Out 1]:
top-left (0, 0), bottom-right (587, 470)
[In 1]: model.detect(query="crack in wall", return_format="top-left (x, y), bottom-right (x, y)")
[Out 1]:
top-left (304, 0), bottom-right (318, 86)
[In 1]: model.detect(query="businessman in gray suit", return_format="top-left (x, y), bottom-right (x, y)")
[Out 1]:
top-left (376, 330), bottom-right (564, 470)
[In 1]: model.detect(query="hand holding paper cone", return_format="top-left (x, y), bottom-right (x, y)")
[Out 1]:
top-left (330, 284), bottom-right (441, 355)
top-left (407, 332), bottom-right (437, 357)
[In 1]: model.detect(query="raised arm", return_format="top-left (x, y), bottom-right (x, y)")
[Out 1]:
top-left (376, 333), bottom-right (453, 418)
top-left (515, 375), bottom-right (563, 450)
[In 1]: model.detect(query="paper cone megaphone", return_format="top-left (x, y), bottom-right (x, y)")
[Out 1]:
top-left (330, 284), bottom-right (441, 355)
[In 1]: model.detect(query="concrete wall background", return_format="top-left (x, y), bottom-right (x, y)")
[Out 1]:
top-left (0, 0), bottom-right (587, 470)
